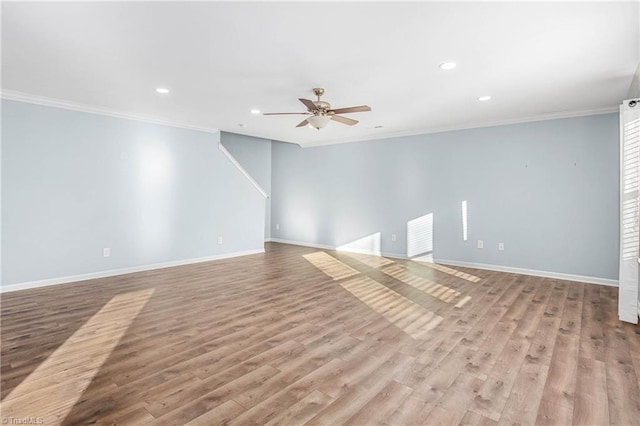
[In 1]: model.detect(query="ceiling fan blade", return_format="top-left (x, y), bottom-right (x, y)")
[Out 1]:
top-left (299, 98), bottom-right (318, 112)
top-left (331, 115), bottom-right (358, 126)
top-left (263, 112), bottom-right (310, 115)
top-left (329, 105), bottom-right (371, 114)
top-left (296, 119), bottom-right (310, 128)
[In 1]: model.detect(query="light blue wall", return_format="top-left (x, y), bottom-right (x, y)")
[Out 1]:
top-left (628, 63), bottom-right (640, 99)
top-left (1, 100), bottom-right (265, 286)
top-left (271, 113), bottom-right (620, 280)
top-left (220, 132), bottom-right (272, 239)
top-left (1, 101), bottom-right (621, 285)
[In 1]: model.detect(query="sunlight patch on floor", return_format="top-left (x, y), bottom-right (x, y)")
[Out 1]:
top-left (340, 251), bottom-right (395, 269)
top-left (339, 275), bottom-right (443, 339)
top-left (0, 288), bottom-right (154, 425)
top-left (415, 261), bottom-right (481, 283)
top-left (303, 251), bottom-right (360, 281)
top-left (381, 264), bottom-right (461, 303)
top-left (454, 295), bottom-right (472, 308)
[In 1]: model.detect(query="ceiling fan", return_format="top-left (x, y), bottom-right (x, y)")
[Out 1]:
top-left (263, 88), bottom-right (371, 130)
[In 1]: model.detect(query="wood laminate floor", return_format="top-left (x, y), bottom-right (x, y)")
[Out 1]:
top-left (1, 242), bottom-right (639, 425)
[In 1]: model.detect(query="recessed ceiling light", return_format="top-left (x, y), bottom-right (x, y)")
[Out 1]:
top-left (439, 62), bottom-right (457, 70)
top-left (478, 95), bottom-right (492, 101)
top-left (250, 109), bottom-right (261, 114)
top-left (155, 87), bottom-right (170, 94)
top-left (374, 125), bottom-right (384, 129)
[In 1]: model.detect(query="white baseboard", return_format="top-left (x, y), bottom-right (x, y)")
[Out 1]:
top-left (1, 249), bottom-right (265, 293)
top-left (268, 238), bottom-right (618, 287)
top-left (269, 238), bottom-right (408, 259)
top-left (434, 258), bottom-right (618, 287)
top-left (269, 238), bottom-right (335, 251)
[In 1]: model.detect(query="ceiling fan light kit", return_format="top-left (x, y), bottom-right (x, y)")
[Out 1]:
top-left (307, 115), bottom-right (331, 129)
top-left (263, 88), bottom-right (371, 130)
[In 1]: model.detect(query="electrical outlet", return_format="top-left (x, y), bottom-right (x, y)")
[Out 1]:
top-left (276, 224), bottom-right (280, 230)
top-left (217, 236), bottom-right (223, 245)
top-left (391, 234), bottom-right (397, 242)
top-left (477, 240), bottom-right (484, 249)
top-left (103, 247), bottom-right (110, 257)
top-left (498, 242), bottom-right (505, 251)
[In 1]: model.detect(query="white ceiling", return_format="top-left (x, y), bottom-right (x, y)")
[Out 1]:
top-left (2, 1), bottom-right (638, 147)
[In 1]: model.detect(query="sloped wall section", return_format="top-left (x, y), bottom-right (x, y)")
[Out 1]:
top-left (220, 132), bottom-right (272, 239)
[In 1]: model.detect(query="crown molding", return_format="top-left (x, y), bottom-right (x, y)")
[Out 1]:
top-left (0, 89), bottom-right (220, 134)
top-left (1, 89), bottom-right (618, 147)
top-left (299, 105), bottom-right (620, 148)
